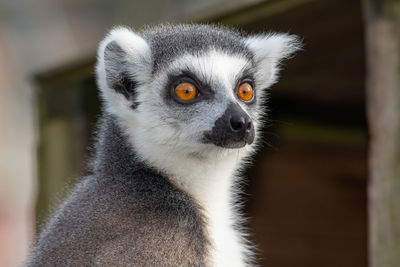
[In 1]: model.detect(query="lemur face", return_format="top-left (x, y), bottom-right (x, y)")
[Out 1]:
top-left (144, 49), bottom-right (257, 149)
top-left (96, 24), bottom-right (300, 159)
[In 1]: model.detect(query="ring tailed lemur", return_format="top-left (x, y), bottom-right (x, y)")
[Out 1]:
top-left (28, 24), bottom-right (300, 266)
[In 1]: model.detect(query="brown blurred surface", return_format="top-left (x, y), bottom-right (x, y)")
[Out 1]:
top-left (247, 139), bottom-right (367, 267)
top-left (236, 0), bottom-right (368, 266)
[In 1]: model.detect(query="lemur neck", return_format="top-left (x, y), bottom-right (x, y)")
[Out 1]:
top-left (92, 114), bottom-right (147, 178)
top-left (93, 113), bottom-right (243, 212)
top-left (94, 114), bottom-right (248, 265)
top-left (166, 153), bottom-right (240, 211)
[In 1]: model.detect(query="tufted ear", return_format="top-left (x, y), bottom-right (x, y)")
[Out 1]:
top-left (96, 27), bottom-right (152, 111)
top-left (245, 33), bottom-right (301, 88)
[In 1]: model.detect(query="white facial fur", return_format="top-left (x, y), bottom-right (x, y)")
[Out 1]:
top-left (96, 26), bottom-right (300, 266)
top-left (96, 27), bottom-right (300, 165)
top-left (245, 33), bottom-right (301, 87)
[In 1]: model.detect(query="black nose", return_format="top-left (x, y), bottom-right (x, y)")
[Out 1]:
top-left (230, 115), bottom-right (252, 133)
top-left (203, 103), bottom-right (255, 149)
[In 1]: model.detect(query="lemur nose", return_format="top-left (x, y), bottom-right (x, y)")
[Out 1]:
top-left (205, 102), bottom-right (255, 148)
top-left (230, 115), bottom-right (252, 133)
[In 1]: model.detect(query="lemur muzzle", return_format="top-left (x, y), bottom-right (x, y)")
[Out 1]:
top-left (205, 102), bottom-right (255, 148)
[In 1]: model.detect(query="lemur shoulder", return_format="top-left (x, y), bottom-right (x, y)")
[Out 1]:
top-left (28, 24), bottom-right (300, 266)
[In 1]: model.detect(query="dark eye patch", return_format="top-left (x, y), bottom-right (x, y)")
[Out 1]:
top-left (165, 70), bottom-right (214, 104)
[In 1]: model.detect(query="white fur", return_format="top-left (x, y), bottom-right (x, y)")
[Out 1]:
top-left (245, 33), bottom-right (301, 88)
top-left (96, 27), bottom-right (300, 266)
top-left (96, 27), bottom-right (152, 120)
top-left (124, 51), bottom-right (254, 266)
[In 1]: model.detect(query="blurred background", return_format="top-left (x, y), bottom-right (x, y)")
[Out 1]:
top-left (0, 0), bottom-right (399, 266)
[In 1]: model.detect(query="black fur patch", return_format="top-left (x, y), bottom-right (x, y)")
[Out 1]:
top-left (104, 41), bottom-right (140, 109)
top-left (165, 70), bottom-right (215, 105)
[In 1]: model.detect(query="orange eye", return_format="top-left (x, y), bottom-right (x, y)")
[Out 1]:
top-left (174, 82), bottom-right (197, 101)
top-left (237, 83), bottom-right (254, 102)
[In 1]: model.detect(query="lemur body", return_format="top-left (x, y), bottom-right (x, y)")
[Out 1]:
top-left (28, 24), bottom-right (300, 266)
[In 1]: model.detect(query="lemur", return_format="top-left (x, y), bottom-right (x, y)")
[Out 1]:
top-left (28, 24), bottom-right (300, 266)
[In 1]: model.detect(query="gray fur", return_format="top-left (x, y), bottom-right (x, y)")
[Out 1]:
top-left (28, 115), bottom-right (209, 266)
top-left (142, 24), bottom-right (253, 72)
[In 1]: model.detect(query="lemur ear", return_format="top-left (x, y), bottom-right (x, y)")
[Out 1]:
top-left (245, 33), bottom-right (301, 87)
top-left (96, 27), bottom-right (152, 110)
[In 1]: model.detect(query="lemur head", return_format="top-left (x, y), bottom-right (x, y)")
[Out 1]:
top-left (96, 24), bottom-right (300, 167)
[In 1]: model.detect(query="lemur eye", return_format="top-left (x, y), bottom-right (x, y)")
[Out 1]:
top-left (237, 83), bottom-right (254, 102)
top-left (175, 82), bottom-right (197, 101)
